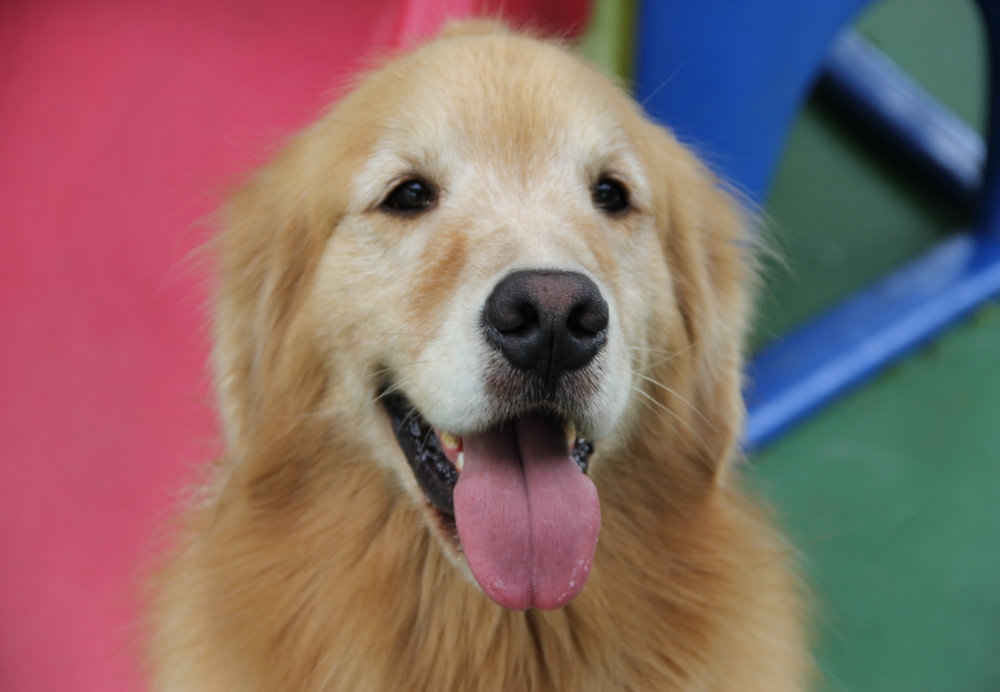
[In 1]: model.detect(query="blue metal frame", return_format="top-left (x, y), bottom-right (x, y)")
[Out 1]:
top-left (745, 233), bottom-right (1000, 447)
top-left (818, 29), bottom-right (984, 212)
top-left (635, 0), bottom-right (1000, 449)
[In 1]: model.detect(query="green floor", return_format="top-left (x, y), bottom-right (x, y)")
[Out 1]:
top-left (583, 0), bottom-right (1000, 689)
top-left (752, 305), bottom-right (1000, 691)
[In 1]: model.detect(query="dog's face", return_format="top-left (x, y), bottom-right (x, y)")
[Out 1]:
top-left (214, 24), bottom-right (751, 614)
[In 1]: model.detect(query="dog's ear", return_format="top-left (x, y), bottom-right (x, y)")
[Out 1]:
top-left (644, 123), bottom-right (756, 478)
top-left (211, 135), bottom-right (344, 451)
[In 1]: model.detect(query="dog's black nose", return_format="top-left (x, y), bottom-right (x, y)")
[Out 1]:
top-left (483, 270), bottom-right (609, 385)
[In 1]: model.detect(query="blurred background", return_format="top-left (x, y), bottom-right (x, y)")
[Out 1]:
top-left (724, 2), bottom-right (1000, 689)
top-left (1, 0), bottom-right (998, 690)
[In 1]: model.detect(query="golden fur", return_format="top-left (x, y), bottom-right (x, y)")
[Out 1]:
top-left (149, 22), bottom-right (810, 691)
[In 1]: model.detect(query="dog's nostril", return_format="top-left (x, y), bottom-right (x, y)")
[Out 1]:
top-left (505, 303), bottom-right (539, 337)
top-left (483, 270), bottom-right (609, 385)
top-left (567, 303), bottom-right (608, 338)
top-left (485, 295), bottom-right (538, 334)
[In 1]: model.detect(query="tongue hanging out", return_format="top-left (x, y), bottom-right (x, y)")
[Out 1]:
top-left (453, 414), bottom-right (601, 610)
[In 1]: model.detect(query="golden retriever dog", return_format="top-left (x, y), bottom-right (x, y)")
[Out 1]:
top-left (149, 21), bottom-right (809, 691)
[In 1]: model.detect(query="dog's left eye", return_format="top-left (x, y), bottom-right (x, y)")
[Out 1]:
top-left (592, 177), bottom-right (630, 215)
top-left (382, 179), bottom-right (437, 214)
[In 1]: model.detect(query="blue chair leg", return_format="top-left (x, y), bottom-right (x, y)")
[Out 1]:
top-left (818, 28), bottom-right (984, 213)
top-left (744, 0), bottom-right (1000, 448)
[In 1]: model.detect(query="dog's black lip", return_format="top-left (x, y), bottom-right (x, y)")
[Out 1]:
top-left (380, 388), bottom-right (595, 521)
top-left (382, 390), bottom-right (458, 517)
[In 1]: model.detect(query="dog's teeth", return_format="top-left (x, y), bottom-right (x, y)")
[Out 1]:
top-left (456, 451), bottom-right (464, 472)
top-left (565, 421), bottom-right (577, 448)
top-left (439, 431), bottom-right (461, 450)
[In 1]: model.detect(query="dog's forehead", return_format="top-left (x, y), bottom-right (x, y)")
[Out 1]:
top-left (359, 35), bottom-right (639, 183)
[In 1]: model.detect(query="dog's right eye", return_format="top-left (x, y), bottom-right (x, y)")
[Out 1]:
top-left (382, 179), bottom-right (437, 214)
top-left (592, 177), bottom-right (630, 215)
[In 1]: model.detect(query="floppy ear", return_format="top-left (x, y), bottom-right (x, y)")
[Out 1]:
top-left (644, 123), bottom-right (756, 477)
top-left (211, 135), bottom-right (344, 452)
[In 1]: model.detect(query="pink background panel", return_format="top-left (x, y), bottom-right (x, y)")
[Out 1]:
top-left (0, 1), bottom-right (589, 690)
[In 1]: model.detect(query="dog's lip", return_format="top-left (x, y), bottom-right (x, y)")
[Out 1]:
top-left (379, 387), bottom-right (595, 520)
top-left (382, 390), bottom-right (459, 517)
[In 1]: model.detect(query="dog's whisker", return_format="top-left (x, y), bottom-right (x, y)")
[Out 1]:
top-left (366, 361), bottom-right (434, 385)
top-left (376, 380), bottom-right (413, 400)
top-left (630, 385), bottom-right (686, 428)
top-left (631, 370), bottom-right (721, 439)
top-left (397, 404), bottom-right (422, 431)
top-left (625, 345), bottom-right (680, 355)
top-left (631, 389), bottom-right (716, 477)
top-left (630, 385), bottom-right (713, 461)
top-left (625, 342), bottom-right (701, 373)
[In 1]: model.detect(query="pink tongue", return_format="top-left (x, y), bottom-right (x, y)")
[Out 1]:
top-left (453, 414), bottom-right (600, 610)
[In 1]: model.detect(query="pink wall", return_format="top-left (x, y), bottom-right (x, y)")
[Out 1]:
top-left (0, 1), bottom-right (588, 690)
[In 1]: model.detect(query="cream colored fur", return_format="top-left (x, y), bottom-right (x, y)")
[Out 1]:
top-left (148, 21), bottom-right (811, 691)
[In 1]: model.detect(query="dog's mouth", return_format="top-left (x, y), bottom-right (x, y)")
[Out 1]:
top-left (382, 390), bottom-right (599, 611)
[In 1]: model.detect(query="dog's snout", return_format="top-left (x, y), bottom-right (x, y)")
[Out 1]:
top-left (484, 270), bottom-right (609, 384)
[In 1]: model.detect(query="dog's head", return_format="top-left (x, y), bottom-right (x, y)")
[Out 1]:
top-left (213, 22), bottom-right (753, 613)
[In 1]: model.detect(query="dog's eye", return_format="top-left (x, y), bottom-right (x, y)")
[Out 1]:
top-left (382, 179), bottom-right (437, 214)
top-left (592, 178), bottom-right (629, 215)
